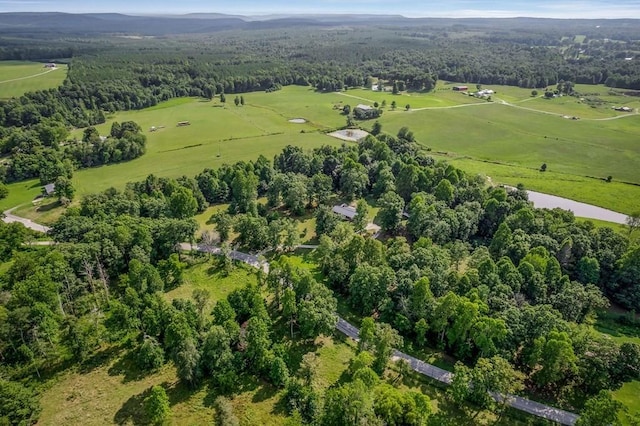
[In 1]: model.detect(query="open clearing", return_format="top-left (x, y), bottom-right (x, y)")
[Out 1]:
top-left (4, 83), bottom-right (640, 218)
top-left (0, 61), bottom-right (67, 98)
top-left (328, 128), bottom-right (369, 142)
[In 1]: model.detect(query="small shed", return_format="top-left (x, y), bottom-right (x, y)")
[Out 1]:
top-left (355, 104), bottom-right (374, 111)
top-left (43, 183), bottom-right (55, 196)
top-left (332, 204), bottom-right (357, 221)
top-left (453, 86), bottom-right (468, 91)
top-left (44, 63), bottom-right (56, 68)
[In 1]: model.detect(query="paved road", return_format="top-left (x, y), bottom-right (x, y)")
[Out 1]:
top-left (2, 208), bottom-right (51, 233)
top-left (10, 222), bottom-right (581, 424)
top-left (187, 244), bottom-right (579, 426)
top-left (500, 184), bottom-right (629, 225)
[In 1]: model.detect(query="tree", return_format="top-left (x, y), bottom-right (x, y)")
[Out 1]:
top-left (531, 90), bottom-right (539, 96)
top-left (471, 356), bottom-right (525, 418)
top-left (297, 284), bottom-right (337, 339)
top-left (353, 200), bottom-right (369, 233)
top-left (300, 352), bottom-right (320, 386)
top-left (372, 323), bottom-right (403, 374)
top-left (210, 212), bottom-right (233, 242)
top-left (540, 163), bottom-right (547, 172)
top-left (245, 317), bottom-right (272, 374)
top-left (528, 330), bottom-right (577, 390)
top-left (234, 96), bottom-right (240, 106)
top-left (220, 93), bottom-right (226, 104)
top-left (415, 318), bottom-right (429, 348)
top-left (371, 121), bottom-right (382, 136)
top-left (0, 379), bottom-right (40, 426)
top-left (282, 287), bottom-right (297, 337)
top-left (391, 100), bottom-right (397, 110)
top-left (175, 338), bottom-right (201, 388)
top-left (434, 179), bottom-right (454, 204)
top-left (0, 182), bottom-right (7, 200)
top-left (315, 205), bottom-right (339, 236)
top-left (214, 396), bottom-right (239, 426)
top-left (137, 337), bottom-right (165, 372)
top-left (626, 212), bottom-right (640, 236)
top-left (358, 317), bottom-right (376, 353)
top-left (340, 159), bottom-right (369, 201)
top-left (54, 175), bottom-right (75, 204)
top-left (405, 104), bottom-right (411, 111)
top-left (145, 386), bottom-right (170, 425)
top-left (322, 379), bottom-right (377, 426)
top-left (576, 390), bottom-right (624, 426)
top-left (168, 187), bottom-right (198, 219)
top-left (240, 96), bottom-right (245, 106)
top-left (378, 191), bottom-right (404, 233)
top-left (270, 356), bottom-right (290, 388)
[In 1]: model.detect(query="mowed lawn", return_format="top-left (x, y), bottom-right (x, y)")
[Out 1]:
top-left (3, 84), bottom-right (639, 217)
top-left (379, 101), bottom-right (640, 184)
top-left (68, 94), bottom-right (345, 196)
top-left (0, 61), bottom-right (67, 98)
top-left (444, 155), bottom-right (640, 215)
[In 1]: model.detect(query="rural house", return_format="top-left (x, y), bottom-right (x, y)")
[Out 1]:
top-left (332, 204), bottom-right (358, 220)
top-left (43, 183), bottom-right (55, 196)
top-left (453, 85), bottom-right (468, 91)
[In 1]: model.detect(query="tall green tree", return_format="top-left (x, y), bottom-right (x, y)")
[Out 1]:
top-left (145, 386), bottom-right (171, 425)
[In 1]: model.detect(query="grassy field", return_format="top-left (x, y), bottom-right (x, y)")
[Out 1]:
top-left (3, 83), bottom-right (639, 220)
top-left (0, 61), bottom-right (67, 98)
top-left (441, 155), bottom-right (640, 215)
top-left (64, 94), bottom-right (345, 197)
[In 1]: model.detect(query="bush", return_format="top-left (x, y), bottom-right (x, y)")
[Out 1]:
top-left (0, 380), bottom-right (40, 426)
top-left (145, 386), bottom-right (170, 425)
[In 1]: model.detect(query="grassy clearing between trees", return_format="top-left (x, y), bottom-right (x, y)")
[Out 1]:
top-left (36, 258), bottom-right (554, 425)
top-left (0, 61), bottom-right (67, 98)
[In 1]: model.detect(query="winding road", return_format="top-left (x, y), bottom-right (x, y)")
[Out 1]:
top-left (2, 208), bottom-right (51, 233)
top-left (4, 212), bottom-right (581, 424)
top-left (182, 241), bottom-right (579, 426)
top-left (0, 67), bottom-right (58, 85)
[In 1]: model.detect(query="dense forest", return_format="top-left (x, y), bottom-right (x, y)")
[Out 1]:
top-left (0, 17), bottom-right (639, 189)
top-left (1, 126), bottom-right (639, 424)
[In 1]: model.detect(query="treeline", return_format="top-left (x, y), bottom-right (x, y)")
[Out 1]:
top-left (0, 120), bottom-right (146, 183)
top-left (4, 24), bottom-right (640, 135)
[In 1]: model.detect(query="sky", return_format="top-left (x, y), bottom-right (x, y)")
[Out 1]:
top-left (0, 0), bottom-right (639, 18)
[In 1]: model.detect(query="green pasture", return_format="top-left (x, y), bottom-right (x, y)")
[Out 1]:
top-left (441, 156), bottom-right (640, 215)
top-left (3, 84), bottom-right (639, 220)
top-left (68, 95), bottom-right (344, 197)
top-left (379, 101), bottom-right (640, 185)
top-left (340, 86), bottom-right (485, 109)
top-left (0, 61), bottom-right (67, 98)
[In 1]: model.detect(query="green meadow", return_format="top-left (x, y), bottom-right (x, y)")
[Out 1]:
top-left (4, 84), bottom-right (640, 219)
top-left (0, 61), bottom-right (67, 98)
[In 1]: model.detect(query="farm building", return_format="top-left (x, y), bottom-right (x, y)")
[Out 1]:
top-left (477, 89), bottom-right (494, 96)
top-left (43, 183), bottom-right (55, 196)
top-left (355, 104), bottom-right (374, 111)
top-left (453, 86), bottom-right (468, 91)
top-left (44, 63), bottom-right (56, 68)
top-left (332, 204), bottom-right (358, 220)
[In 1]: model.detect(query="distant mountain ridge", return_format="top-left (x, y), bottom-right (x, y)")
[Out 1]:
top-left (0, 12), bottom-right (638, 36)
